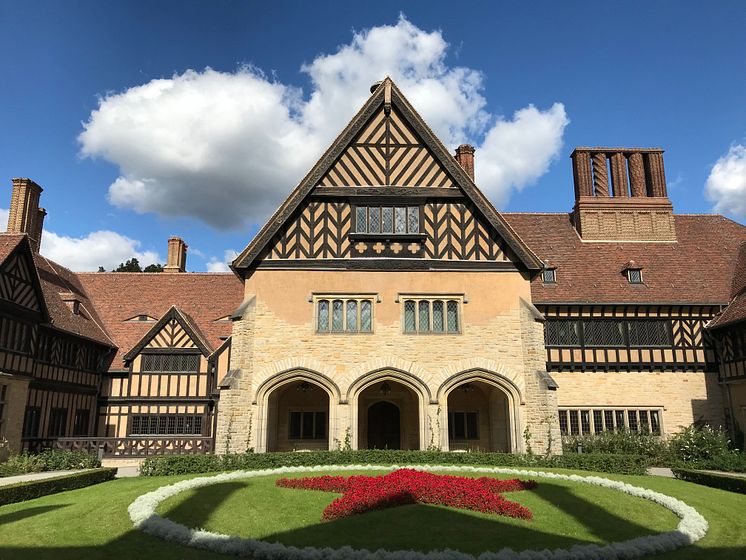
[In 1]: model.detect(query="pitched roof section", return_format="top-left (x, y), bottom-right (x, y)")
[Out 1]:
top-left (708, 241), bottom-right (746, 329)
top-left (0, 234), bottom-right (46, 315)
top-left (233, 78), bottom-right (542, 272)
top-left (503, 213), bottom-right (746, 305)
top-left (78, 272), bottom-right (244, 369)
top-left (1, 233), bottom-right (112, 346)
top-left (122, 306), bottom-right (212, 361)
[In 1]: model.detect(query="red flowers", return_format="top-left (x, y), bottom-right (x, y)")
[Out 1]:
top-left (276, 469), bottom-right (537, 521)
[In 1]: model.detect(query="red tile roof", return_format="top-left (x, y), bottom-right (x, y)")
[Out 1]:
top-left (78, 272), bottom-right (244, 369)
top-left (708, 241), bottom-right (746, 329)
top-left (503, 213), bottom-right (746, 305)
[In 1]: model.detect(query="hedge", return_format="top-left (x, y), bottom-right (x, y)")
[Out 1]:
top-left (0, 468), bottom-right (117, 506)
top-left (0, 450), bottom-right (101, 478)
top-left (672, 468), bottom-right (746, 494)
top-left (140, 450), bottom-right (651, 477)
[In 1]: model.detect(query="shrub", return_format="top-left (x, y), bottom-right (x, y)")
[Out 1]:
top-left (667, 425), bottom-right (732, 462)
top-left (140, 449), bottom-right (651, 477)
top-left (671, 451), bottom-right (746, 473)
top-left (562, 430), bottom-right (668, 461)
top-left (0, 468), bottom-right (116, 506)
top-left (672, 468), bottom-right (746, 494)
top-left (0, 450), bottom-right (101, 477)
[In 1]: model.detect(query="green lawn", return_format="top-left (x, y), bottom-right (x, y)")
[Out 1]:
top-left (0, 468), bottom-right (744, 559)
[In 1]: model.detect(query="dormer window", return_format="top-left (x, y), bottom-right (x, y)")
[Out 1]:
top-left (542, 268), bottom-right (557, 284)
top-left (623, 261), bottom-right (643, 285)
top-left (125, 314), bottom-right (157, 323)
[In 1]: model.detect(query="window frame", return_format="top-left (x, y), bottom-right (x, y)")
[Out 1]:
top-left (288, 410), bottom-right (327, 440)
top-left (558, 407), bottom-right (663, 436)
top-left (22, 406), bottom-right (41, 438)
top-left (312, 294), bottom-right (377, 334)
top-left (542, 268), bottom-right (557, 284)
top-left (0, 384), bottom-right (7, 438)
top-left (128, 414), bottom-right (204, 437)
top-left (545, 318), bottom-right (673, 349)
top-left (73, 408), bottom-right (90, 437)
top-left (351, 204), bottom-right (424, 237)
top-left (47, 407), bottom-right (68, 438)
top-left (448, 410), bottom-right (479, 440)
top-left (626, 268), bottom-right (644, 284)
top-left (399, 294), bottom-right (464, 335)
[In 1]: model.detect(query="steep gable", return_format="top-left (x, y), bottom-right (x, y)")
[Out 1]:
top-left (233, 78), bottom-right (541, 273)
top-left (0, 234), bottom-right (46, 316)
top-left (123, 306), bottom-right (211, 361)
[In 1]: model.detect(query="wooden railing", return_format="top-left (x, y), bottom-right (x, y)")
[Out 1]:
top-left (22, 437), bottom-right (214, 457)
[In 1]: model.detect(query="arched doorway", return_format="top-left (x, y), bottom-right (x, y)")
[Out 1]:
top-left (266, 379), bottom-right (330, 452)
top-left (446, 380), bottom-right (510, 452)
top-left (367, 401), bottom-right (400, 449)
top-left (357, 379), bottom-right (420, 450)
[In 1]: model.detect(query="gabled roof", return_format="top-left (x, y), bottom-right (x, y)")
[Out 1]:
top-left (232, 77), bottom-right (542, 272)
top-left (0, 233), bottom-right (113, 347)
top-left (77, 271), bottom-right (243, 368)
top-left (503, 213), bottom-right (746, 305)
top-left (122, 306), bottom-right (212, 361)
top-left (708, 241), bottom-right (746, 330)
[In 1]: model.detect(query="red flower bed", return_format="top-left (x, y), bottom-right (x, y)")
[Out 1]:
top-left (276, 469), bottom-right (536, 521)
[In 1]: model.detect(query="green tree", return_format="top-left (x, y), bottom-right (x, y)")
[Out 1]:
top-left (143, 263), bottom-right (163, 273)
top-left (114, 258), bottom-right (142, 272)
top-left (97, 266), bottom-right (105, 272)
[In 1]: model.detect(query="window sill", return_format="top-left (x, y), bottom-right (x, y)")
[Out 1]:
top-left (403, 332), bottom-right (462, 336)
top-left (348, 233), bottom-right (426, 242)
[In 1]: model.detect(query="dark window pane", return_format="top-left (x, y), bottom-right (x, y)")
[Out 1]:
top-left (369, 207), bottom-right (381, 233)
top-left (542, 269), bottom-right (556, 283)
top-left (331, 300), bottom-right (344, 332)
top-left (453, 412), bottom-right (466, 439)
top-left (545, 321), bottom-right (580, 346)
top-left (628, 410), bottom-right (638, 432)
top-left (418, 301), bottom-right (430, 332)
top-left (615, 410), bottom-right (626, 430)
top-left (604, 410), bottom-right (614, 431)
top-left (583, 320), bottom-right (624, 347)
top-left (466, 412), bottom-right (478, 439)
top-left (628, 269), bottom-right (643, 284)
top-left (407, 207), bottom-right (419, 233)
top-left (650, 410), bottom-right (661, 435)
top-left (558, 411), bottom-right (568, 435)
top-left (302, 412), bottom-right (314, 439)
top-left (395, 207), bottom-right (406, 233)
top-left (593, 410), bottom-right (603, 433)
top-left (314, 412), bottom-right (326, 439)
top-left (432, 301), bottom-right (444, 332)
top-left (346, 300), bottom-right (358, 332)
top-left (289, 412), bottom-right (301, 439)
top-left (404, 301), bottom-right (416, 332)
top-left (447, 301), bottom-right (459, 333)
top-left (360, 300), bottom-right (372, 332)
top-left (356, 207), bottom-right (367, 233)
top-left (628, 320), bottom-right (670, 347)
top-left (382, 207), bottom-right (394, 233)
top-left (580, 410), bottom-right (591, 435)
top-left (317, 300), bottom-right (329, 332)
top-left (569, 410), bottom-right (579, 435)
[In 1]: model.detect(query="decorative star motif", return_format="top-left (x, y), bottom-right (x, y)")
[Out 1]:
top-left (355, 242), bottom-right (367, 253)
top-left (276, 468), bottom-right (536, 521)
top-left (372, 242), bottom-right (386, 254)
top-left (408, 242), bottom-right (420, 253)
top-left (390, 242), bottom-right (403, 254)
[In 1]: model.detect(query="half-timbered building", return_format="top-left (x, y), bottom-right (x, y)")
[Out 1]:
top-left (1, 77), bottom-right (745, 458)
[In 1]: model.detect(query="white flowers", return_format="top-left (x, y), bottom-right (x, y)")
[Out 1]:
top-left (129, 464), bottom-right (708, 560)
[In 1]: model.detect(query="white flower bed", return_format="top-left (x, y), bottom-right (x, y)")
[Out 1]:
top-left (129, 464), bottom-right (708, 560)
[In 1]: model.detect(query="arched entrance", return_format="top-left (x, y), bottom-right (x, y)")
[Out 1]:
top-left (265, 379), bottom-right (330, 452)
top-left (446, 380), bottom-right (510, 452)
top-left (357, 379), bottom-right (420, 450)
top-left (367, 401), bottom-right (401, 449)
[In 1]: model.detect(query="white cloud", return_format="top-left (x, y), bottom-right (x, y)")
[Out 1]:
top-left (705, 144), bottom-right (746, 218)
top-left (79, 16), bottom-right (568, 229)
top-left (40, 230), bottom-right (161, 272)
top-left (0, 208), bottom-right (8, 231)
top-left (206, 249), bottom-right (239, 272)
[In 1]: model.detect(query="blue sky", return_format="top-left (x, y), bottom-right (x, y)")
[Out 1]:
top-left (1, 1), bottom-right (745, 271)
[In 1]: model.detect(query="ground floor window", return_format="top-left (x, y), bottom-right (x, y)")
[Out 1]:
top-left (0, 384), bottom-right (6, 437)
top-left (129, 414), bottom-right (203, 436)
top-left (559, 407), bottom-right (662, 436)
top-left (289, 411), bottom-right (326, 440)
top-left (73, 408), bottom-right (90, 436)
top-left (448, 411), bottom-right (479, 439)
top-left (48, 407), bottom-right (68, 437)
top-left (22, 406), bottom-right (41, 438)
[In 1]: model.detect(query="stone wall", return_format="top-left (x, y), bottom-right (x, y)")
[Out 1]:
top-left (0, 374), bottom-right (30, 454)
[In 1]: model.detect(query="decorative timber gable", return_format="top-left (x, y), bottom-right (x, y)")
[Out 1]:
top-left (232, 78), bottom-right (541, 274)
top-left (123, 306), bottom-right (211, 362)
top-left (0, 236), bottom-right (46, 316)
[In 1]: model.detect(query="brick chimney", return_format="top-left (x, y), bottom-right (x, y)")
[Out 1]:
top-left (570, 148), bottom-right (676, 242)
top-left (455, 144), bottom-right (476, 181)
top-left (163, 236), bottom-right (187, 273)
top-left (7, 178), bottom-right (46, 252)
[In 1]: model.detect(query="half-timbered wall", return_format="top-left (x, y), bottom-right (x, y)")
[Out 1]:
top-left (715, 323), bottom-right (746, 380)
top-left (541, 305), bottom-right (718, 372)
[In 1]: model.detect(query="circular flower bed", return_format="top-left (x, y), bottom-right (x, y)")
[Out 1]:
top-left (276, 469), bottom-right (537, 520)
top-left (128, 464), bottom-right (708, 560)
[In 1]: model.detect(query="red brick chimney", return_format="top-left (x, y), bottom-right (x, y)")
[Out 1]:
top-left (570, 148), bottom-right (675, 242)
top-left (7, 178), bottom-right (46, 252)
top-left (163, 237), bottom-right (188, 273)
top-left (455, 144), bottom-right (476, 181)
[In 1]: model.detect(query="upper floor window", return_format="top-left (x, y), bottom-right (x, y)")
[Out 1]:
top-left (141, 353), bottom-right (200, 373)
top-left (402, 297), bottom-right (461, 334)
top-left (542, 268), bottom-right (557, 283)
top-left (545, 319), bottom-right (672, 348)
top-left (627, 269), bottom-right (643, 284)
top-left (316, 297), bottom-right (373, 333)
top-left (130, 414), bottom-right (203, 436)
top-left (355, 206), bottom-right (420, 234)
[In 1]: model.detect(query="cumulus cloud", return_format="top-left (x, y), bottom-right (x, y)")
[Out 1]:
top-left (206, 249), bottom-right (239, 272)
top-left (79, 16), bottom-right (568, 229)
top-left (40, 230), bottom-right (161, 272)
top-left (0, 208), bottom-right (8, 231)
top-left (705, 144), bottom-right (746, 217)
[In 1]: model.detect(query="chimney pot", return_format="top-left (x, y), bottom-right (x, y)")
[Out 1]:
top-left (164, 236), bottom-right (188, 273)
top-left (455, 144), bottom-right (476, 181)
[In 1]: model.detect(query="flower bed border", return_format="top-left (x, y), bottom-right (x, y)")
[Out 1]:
top-left (128, 464), bottom-right (708, 560)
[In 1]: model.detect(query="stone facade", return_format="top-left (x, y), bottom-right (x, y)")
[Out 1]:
top-left (0, 374), bottom-right (30, 454)
top-left (215, 270), bottom-right (561, 455)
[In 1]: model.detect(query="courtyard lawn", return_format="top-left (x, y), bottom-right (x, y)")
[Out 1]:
top-left (0, 468), bottom-right (743, 559)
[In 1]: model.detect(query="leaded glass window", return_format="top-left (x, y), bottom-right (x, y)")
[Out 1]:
top-left (447, 301), bottom-right (459, 332)
top-left (545, 321), bottom-right (581, 346)
top-left (583, 320), bottom-right (624, 347)
top-left (628, 320), bottom-right (670, 347)
top-left (317, 300), bottom-right (329, 331)
top-left (129, 414), bottom-right (203, 436)
top-left (360, 301), bottom-right (372, 332)
top-left (346, 300), bottom-right (358, 332)
top-left (354, 206), bottom-right (420, 234)
top-left (316, 297), bottom-right (374, 333)
top-left (331, 300), bottom-right (344, 332)
top-left (382, 207), bottom-right (394, 234)
top-left (418, 301), bottom-right (430, 332)
top-left (356, 207), bottom-right (367, 233)
top-left (404, 300), bottom-right (416, 332)
top-left (432, 300), bottom-right (444, 332)
top-left (559, 407), bottom-right (663, 436)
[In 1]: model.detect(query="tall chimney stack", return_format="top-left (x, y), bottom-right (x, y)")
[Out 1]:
top-left (570, 147), bottom-right (675, 242)
top-left (163, 236), bottom-right (188, 273)
top-left (455, 144), bottom-right (476, 181)
top-left (7, 178), bottom-right (45, 252)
